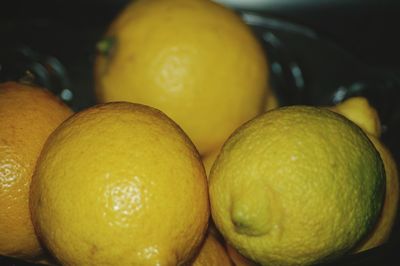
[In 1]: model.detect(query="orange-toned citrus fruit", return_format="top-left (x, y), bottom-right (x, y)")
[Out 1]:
top-left (0, 81), bottom-right (73, 260)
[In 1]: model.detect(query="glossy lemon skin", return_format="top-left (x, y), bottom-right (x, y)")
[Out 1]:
top-left (30, 102), bottom-right (209, 265)
top-left (0, 82), bottom-right (73, 260)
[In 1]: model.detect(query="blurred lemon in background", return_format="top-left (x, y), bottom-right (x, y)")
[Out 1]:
top-left (264, 89), bottom-right (279, 112)
top-left (30, 102), bottom-right (209, 265)
top-left (94, 0), bottom-right (270, 155)
top-left (328, 96), bottom-right (381, 137)
top-left (209, 106), bottom-right (385, 265)
top-left (0, 82), bottom-right (72, 261)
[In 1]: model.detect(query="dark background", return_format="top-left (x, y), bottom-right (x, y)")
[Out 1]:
top-left (1, 0), bottom-right (400, 106)
top-left (1, 0), bottom-right (400, 265)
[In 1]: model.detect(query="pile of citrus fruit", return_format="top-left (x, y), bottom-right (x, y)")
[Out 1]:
top-left (0, 0), bottom-right (398, 265)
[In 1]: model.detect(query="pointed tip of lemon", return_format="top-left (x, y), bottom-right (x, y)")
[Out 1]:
top-left (230, 191), bottom-right (274, 237)
top-left (96, 36), bottom-right (116, 56)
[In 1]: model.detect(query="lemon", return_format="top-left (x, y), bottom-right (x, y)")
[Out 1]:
top-left (203, 90), bottom-right (279, 177)
top-left (192, 232), bottom-right (232, 266)
top-left (226, 244), bottom-right (257, 266)
top-left (328, 97), bottom-right (399, 252)
top-left (94, 0), bottom-right (269, 155)
top-left (0, 82), bottom-right (72, 261)
top-left (328, 96), bottom-right (381, 137)
top-left (353, 134), bottom-right (399, 252)
top-left (264, 89), bottom-right (279, 112)
top-left (30, 102), bottom-right (209, 265)
top-left (202, 148), bottom-right (221, 177)
top-left (209, 106), bottom-right (385, 265)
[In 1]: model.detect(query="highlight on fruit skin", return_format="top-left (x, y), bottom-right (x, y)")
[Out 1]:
top-left (0, 81), bottom-right (73, 262)
top-left (209, 105), bottom-right (386, 266)
top-left (94, 0), bottom-right (270, 156)
top-left (29, 102), bottom-right (209, 266)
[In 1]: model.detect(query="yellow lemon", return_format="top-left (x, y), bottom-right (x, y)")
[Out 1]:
top-left (30, 102), bottom-right (209, 265)
top-left (328, 97), bottom-right (399, 252)
top-left (328, 96), bottom-right (381, 137)
top-left (209, 106), bottom-right (385, 265)
top-left (94, 0), bottom-right (269, 155)
top-left (0, 82), bottom-right (72, 261)
top-left (202, 90), bottom-right (279, 177)
top-left (191, 232), bottom-right (232, 266)
top-left (353, 134), bottom-right (399, 252)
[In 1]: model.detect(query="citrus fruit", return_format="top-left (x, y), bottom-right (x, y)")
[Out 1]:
top-left (94, 0), bottom-right (269, 155)
top-left (328, 97), bottom-right (399, 252)
top-left (328, 96), bottom-right (381, 137)
top-left (226, 244), bottom-right (257, 266)
top-left (202, 90), bottom-right (279, 177)
top-left (353, 134), bottom-right (399, 252)
top-left (202, 148), bottom-right (221, 177)
top-left (192, 232), bottom-right (232, 266)
top-left (264, 89), bottom-right (279, 112)
top-left (30, 102), bottom-right (209, 265)
top-left (0, 81), bottom-right (73, 260)
top-left (209, 106), bottom-right (385, 265)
